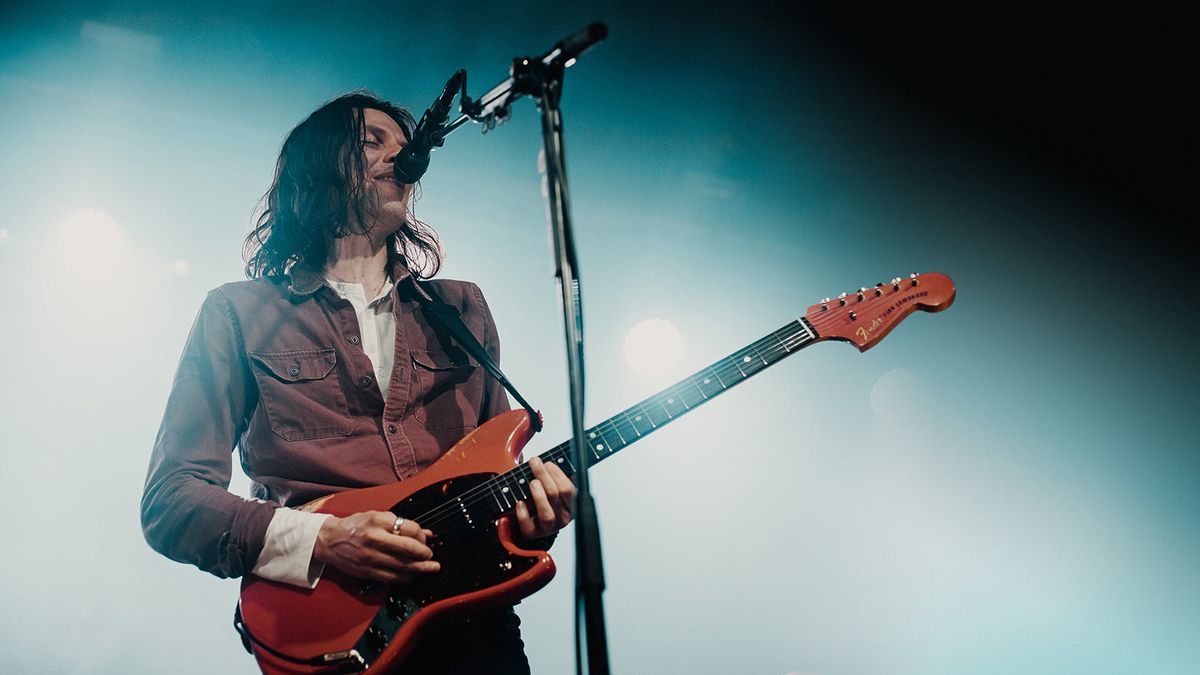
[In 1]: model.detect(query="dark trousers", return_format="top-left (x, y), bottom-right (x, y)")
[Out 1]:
top-left (396, 608), bottom-right (531, 674)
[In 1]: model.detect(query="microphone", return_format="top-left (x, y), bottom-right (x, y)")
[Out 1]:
top-left (393, 69), bottom-right (465, 184)
top-left (543, 22), bottom-right (607, 66)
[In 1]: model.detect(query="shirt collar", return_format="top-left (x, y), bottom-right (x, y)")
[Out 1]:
top-left (285, 257), bottom-right (413, 299)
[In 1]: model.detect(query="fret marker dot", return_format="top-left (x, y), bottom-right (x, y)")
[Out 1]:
top-left (519, 479), bottom-right (525, 484)
top-left (595, 444), bottom-right (604, 451)
top-left (557, 458), bottom-right (564, 463)
top-left (501, 487), bottom-right (509, 493)
top-left (635, 415), bottom-right (642, 421)
top-left (667, 398), bottom-right (674, 404)
top-left (703, 378), bottom-right (710, 384)
top-left (589, 432), bottom-right (596, 439)
top-left (743, 356), bottom-right (752, 363)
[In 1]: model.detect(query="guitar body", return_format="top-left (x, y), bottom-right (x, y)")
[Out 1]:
top-left (239, 410), bottom-right (555, 674)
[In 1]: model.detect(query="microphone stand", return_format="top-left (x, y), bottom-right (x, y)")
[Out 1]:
top-left (432, 23), bottom-right (611, 675)
top-left (514, 56), bottom-right (611, 675)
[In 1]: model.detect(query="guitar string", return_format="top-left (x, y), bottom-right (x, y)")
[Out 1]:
top-left (413, 283), bottom-right (938, 536)
top-left (409, 323), bottom-right (816, 533)
top-left (408, 326), bottom-right (815, 535)
top-left (412, 295), bottom-right (916, 535)
top-left (415, 289), bottom-right (921, 541)
top-left (411, 335), bottom-right (810, 536)
top-left (407, 322), bottom-right (810, 530)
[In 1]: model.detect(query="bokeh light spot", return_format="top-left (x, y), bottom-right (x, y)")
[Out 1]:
top-left (56, 209), bottom-right (123, 283)
top-left (623, 318), bottom-right (683, 377)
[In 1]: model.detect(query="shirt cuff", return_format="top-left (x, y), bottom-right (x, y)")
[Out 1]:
top-left (250, 508), bottom-right (332, 588)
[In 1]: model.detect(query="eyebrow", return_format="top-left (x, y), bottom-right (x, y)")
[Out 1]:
top-left (364, 124), bottom-right (398, 141)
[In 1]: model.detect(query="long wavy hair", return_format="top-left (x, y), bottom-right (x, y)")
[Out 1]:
top-left (243, 92), bottom-right (443, 279)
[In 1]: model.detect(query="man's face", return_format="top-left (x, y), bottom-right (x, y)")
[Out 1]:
top-left (356, 107), bottom-right (411, 239)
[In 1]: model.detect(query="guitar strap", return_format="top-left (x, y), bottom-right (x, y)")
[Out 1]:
top-left (409, 277), bottom-right (542, 432)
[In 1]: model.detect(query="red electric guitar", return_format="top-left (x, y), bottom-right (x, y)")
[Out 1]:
top-left (238, 272), bottom-right (956, 673)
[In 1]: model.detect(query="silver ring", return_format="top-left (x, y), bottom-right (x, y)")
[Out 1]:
top-left (392, 516), bottom-right (405, 535)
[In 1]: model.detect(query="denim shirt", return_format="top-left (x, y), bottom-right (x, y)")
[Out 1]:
top-left (141, 261), bottom-right (510, 578)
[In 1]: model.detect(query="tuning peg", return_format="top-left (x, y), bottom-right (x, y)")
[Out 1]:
top-left (837, 292), bottom-right (848, 307)
top-left (910, 272), bottom-right (919, 287)
top-left (857, 288), bottom-right (867, 301)
top-left (820, 297), bottom-right (831, 311)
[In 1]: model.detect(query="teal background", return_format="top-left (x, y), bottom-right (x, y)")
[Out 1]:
top-left (0, 3), bottom-right (1193, 673)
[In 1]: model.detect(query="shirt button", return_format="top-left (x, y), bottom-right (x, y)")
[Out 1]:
top-left (348, 335), bottom-right (360, 345)
top-left (287, 365), bottom-right (300, 377)
top-left (359, 375), bottom-right (373, 388)
top-left (387, 424), bottom-right (398, 434)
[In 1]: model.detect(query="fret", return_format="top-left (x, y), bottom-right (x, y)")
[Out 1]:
top-left (509, 472), bottom-right (530, 500)
top-left (492, 484), bottom-right (511, 512)
top-left (589, 427), bottom-right (617, 456)
top-left (550, 449), bottom-right (575, 475)
top-left (660, 388), bottom-right (688, 418)
top-left (706, 368), bottom-right (727, 390)
top-left (608, 420), bottom-right (629, 445)
top-left (433, 317), bottom-right (830, 530)
top-left (656, 395), bottom-right (674, 420)
top-left (748, 341), bottom-right (771, 366)
top-left (637, 402), bottom-right (661, 428)
top-left (620, 410), bottom-right (646, 436)
top-left (739, 349), bottom-right (769, 375)
top-left (605, 416), bottom-right (637, 445)
top-left (772, 331), bottom-right (793, 354)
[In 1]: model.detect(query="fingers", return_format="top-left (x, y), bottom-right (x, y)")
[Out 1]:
top-left (528, 476), bottom-right (558, 533)
top-left (514, 499), bottom-right (536, 538)
top-left (370, 511), bottom-right (430, 545)
top-left (318, 511), bottom-right (441, 582)
top-left (518, 457), bottom-right (577, 537)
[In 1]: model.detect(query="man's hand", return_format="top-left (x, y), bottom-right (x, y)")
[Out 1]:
top-left (514, 456), bottom-right (576, 539)
top-left (313, 511), bottom-right (440, 583)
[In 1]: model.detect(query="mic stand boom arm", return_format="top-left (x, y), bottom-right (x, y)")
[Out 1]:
top-left (437, 22), bottom-right (608, 137)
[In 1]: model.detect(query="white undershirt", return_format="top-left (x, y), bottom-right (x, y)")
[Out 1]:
top-left (250, 278), bottom-right (396, 588)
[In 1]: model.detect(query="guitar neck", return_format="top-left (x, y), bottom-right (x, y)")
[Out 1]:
top-left (476, 316), bottom-right (820, 503)
top-left (425, 273), bottom-right (954, 524)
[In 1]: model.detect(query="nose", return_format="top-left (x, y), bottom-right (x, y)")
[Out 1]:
top-left (383, 141), bottom-right (402, 164)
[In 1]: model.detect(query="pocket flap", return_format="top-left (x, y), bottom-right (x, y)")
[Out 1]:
top-left (251, 349), bottom-right (337, 382)
top-left (411, 350), bottom-right (470, 372)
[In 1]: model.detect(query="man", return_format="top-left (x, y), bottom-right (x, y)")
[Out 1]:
top-left (142, 92), bottom-right (574, 673)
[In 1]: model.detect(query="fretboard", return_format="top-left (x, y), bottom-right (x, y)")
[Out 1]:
top-left (446, 317), bottom-right (820, 521)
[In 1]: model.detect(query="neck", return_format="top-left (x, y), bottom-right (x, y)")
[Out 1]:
top-left (325, 234), bottom-right (391, 298)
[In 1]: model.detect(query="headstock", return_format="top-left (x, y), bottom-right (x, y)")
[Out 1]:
top-left (803, 272), bottom-right (955, 351)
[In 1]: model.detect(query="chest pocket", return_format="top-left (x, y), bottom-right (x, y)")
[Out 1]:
top-left (410, 350), bottom-right (483, 431)
top-left (249, 348), bottom-right (356, 441)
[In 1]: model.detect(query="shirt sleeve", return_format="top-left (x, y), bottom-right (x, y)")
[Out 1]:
top-left (251, 508), bottom-right (331, 588)
top-left (141, 289), bottom-right (279, 578)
